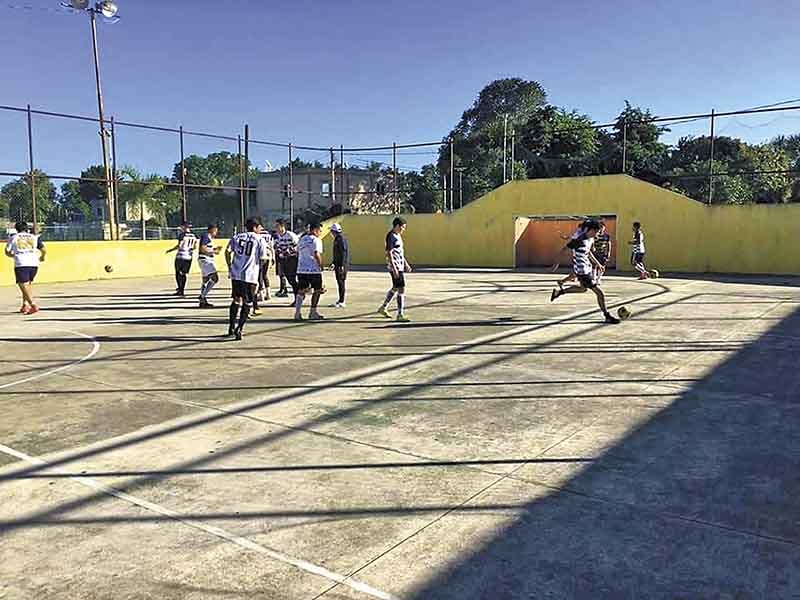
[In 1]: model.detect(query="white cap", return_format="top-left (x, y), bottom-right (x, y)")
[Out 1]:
top-left (330, 223), bottom-right (343, 233)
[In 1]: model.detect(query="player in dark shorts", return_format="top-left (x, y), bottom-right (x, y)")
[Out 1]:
top-left (166, 221), bottom-right (197, 296)
top-left (550, 219), bottom-right (619, 324)
top-left (377, 217), bottom-right (412, 322)
top-left (294, 222), bottom-right (325, 321)
top-left (225, 218), bottom-right (267, 340)
top-left (592, 223), bottom-right (612, 283)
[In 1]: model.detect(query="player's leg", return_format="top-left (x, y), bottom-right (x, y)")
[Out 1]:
top-left (287, 256), bottom-right (299, 307)
top-left (235, 284), bottom-right (253, 340)
top-left (228, 281), bottom-right (243, 336)
top-left (551, 275), bottom-right (587, 301)
top-left (174, 258), bottom-right (183, 295)
top-left (378, 272), bottom-right (399, 317)
top-left (590, 284), bottom-right (619, 323)
top-left (250, 282), bottom-right (261, 316)
top-left (332, 266), bottom-right (346, 307)
top-left (14, 268), bottom-right (32, 312)
top-left (395, 282), bottom-right (409, 322)
top-left (263, 261), bottom-right (271, 300)
top-left (276, 259), bottom-right (287, 297)
top-left (177, 259), bottom-right (190, 296)
top-left (309, 276), bottom-right (324, 320)
top-left (294, 275), bottom-right (308, 320)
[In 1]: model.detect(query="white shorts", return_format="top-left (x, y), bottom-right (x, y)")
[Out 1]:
top-left (199, 260), bottom-right (217, 277)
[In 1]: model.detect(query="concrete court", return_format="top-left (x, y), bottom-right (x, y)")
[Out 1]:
top-left (0, 268), bottom-right (799, 600)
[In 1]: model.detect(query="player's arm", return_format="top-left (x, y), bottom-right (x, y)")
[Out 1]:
top-left (38, 239), bottom-right (46, 262)
top-left (588, 252), bottom-right (603, 269)
top-left (165, 243), bottom-right (179, 253)
top-left (404, 257), bottom-right (412, 273)
top-left (4, 242), bottom-right (13, 258)
top-left (224, 240), bottom-right (234, 269)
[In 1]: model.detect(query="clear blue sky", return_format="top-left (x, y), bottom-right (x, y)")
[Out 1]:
top-left (2, 0), bottom-right (799, 182)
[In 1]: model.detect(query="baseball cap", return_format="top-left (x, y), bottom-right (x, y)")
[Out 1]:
top-left (330, 223), bottom-right (343, 233)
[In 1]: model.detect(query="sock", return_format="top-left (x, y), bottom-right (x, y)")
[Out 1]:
top-left (294, 294), bottom-right (304, 314)
top-left (382, 290), bottom-right (395, 308)
top-left (228, 302), bottom-right (239, 331)
top-left (200, 280), bottom-right (210, 299)
top-left (237, 303), bottom-right (251, 331)
top-left (205, 278), bottom-right (217, 297)
top-left (397, 293), bottom-right (405, 316)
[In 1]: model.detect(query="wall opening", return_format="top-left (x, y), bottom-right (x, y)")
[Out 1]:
top-left (514, 214), bottom-right (618, 268)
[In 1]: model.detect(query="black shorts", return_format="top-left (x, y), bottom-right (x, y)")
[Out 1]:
top-left (231, 279), bottom-right (254, 303)
top-left (595, 254), bottom-right (609, 266)
top-left (577, 274), bottom-right (597, 289)
top-left (175, 258), bottom-right (192, 274)
top-left (390, 272), bottom-right (406, 289)
top-left (297, 273), bottom-right (324, 292)
top-left (631, 252), bottom-right (646, 265)
top-left (14, 266), bottom-right (38, 284)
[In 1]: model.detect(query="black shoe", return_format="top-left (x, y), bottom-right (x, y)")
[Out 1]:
top-left (234, 329), bottom-right (243, 341)
top-left (550, 288), bottom-right (562, 302)
top-left (275, 290), bottom-right (288, 298)
top-left (604, 313), bottom-right (620, 324)
top-left (199, 301), bottom-right (215, 309)
top-left (227, 326), bottom-right (235, 337)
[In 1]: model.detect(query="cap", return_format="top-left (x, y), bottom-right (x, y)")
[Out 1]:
top-left (330, 223), bottom-right (343, 233)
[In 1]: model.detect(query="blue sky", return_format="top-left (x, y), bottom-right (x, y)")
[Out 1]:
top-left (2, 0), bottom-right (799, 183)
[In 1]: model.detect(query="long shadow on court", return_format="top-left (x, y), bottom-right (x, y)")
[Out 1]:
top-left (400, 304), bottom-right (800, 598)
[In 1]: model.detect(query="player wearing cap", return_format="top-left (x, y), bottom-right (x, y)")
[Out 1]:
top-left (166, 221), bottom-right (197, 297)
top-left (377, 217), bottom-right (412, 322)
top-left (4, 221), bottom-right (46, 315)
top-left (329, 223), bottom-right (349, 308)
top-left (225, 217), bottom-right (268, 340)
top-left (197, 224), bottom-right (221, 309)
top-left (294, 221), bottom-right (326, 321)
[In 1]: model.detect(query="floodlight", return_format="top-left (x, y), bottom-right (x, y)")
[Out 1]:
top-left (99, 1), bottom-right (118, 18)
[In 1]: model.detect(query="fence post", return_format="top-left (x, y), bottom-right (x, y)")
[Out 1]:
top-left (329, 147), bottom-right (335, 207)
top-left (621, 119), bottom-right (628, 174)
top-left (179, 126), bottom-right (187, 223)
top-left (238, 134), bottom-right (245, 230)
top-left (708, 109), bottom-right (716, 205)
top-left (244, 124), bottom-right (250, 221)
top-left (510, 130), bottom-right (515, 181)
top-left (442, 175), bottom-right (447, 213)
top-left (288, 143), bottom-right (294, 228)
top-left (392, 142), bottom-right (398, 213)
top-left (502, 114), bottom-right (508, 183)
top-left (340, 144), bottom-right (345, 210)
top-left (110, 116), bottom-right (120, 233)
top-left (26, 104), bottom-right (37, 233)
top-left (449, 138), bottom-right (455, 212)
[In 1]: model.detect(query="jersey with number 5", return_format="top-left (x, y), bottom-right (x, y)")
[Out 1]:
top-left (227, 232), bottom-right (265, 284)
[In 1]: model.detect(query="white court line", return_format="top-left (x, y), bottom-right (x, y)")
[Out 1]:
top-left (0, 330), bottom-right (101, 390)
top-left (0, 443), bottom-right (400, 600)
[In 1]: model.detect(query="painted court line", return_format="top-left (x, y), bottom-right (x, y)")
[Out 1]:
top-left (0, 443), bottom-right (400, 600)
top-left (0, 330), bottom-right (101, 390)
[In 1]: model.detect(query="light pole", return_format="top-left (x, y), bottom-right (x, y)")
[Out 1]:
top-left (455, 167), bottom-right (466, 209)
top-left (62, 0), bottom-right (120, 239)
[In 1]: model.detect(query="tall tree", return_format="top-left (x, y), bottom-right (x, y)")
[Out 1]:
top-left (57, 180), bottom-right (92, 221)
top-left (0, 171), bottom-right (56, 223)
top-left (598, 102), bottom-right (670, 177)
top-left (116, 166), bottom-right (181, 226)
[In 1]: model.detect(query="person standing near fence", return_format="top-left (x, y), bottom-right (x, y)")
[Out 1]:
top-left (166, 221), bottom-right (197, 297)
top-left (274, 218), bottom-right (299, 304)
top-left (5, 221), bottom-right (46, 315)
top-left (329, 223), bottom-right (349, 308)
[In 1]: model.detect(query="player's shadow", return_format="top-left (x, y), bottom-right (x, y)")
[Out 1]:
top-left (405, 305), bottom-right (800, 599)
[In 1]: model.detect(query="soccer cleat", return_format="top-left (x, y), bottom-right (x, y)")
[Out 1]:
top-left (19, 304), bottom-right (28, 314)
top-left (604, 313), bottom-right (621, 324)
top-left (308, 312), bottom-right (325, 321)
top-left (396, 314), bottom-right (411, 323)
top-left (27, 305), bottom-right (40, 315)
top-left (377, 307), bottom-right (391, 318)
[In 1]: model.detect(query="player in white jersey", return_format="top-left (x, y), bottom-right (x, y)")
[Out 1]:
top-left (225, 217), bottom-right (268, 340)
top-left (550, 219), bottom-right (619, 324)
top-left (166, 221), bottom-right (197, 296)
top-left (4, 221), bottom-right (46, 315)
top-left (294, 222), bottom-right (326, 321)
top-left (252, 228), bottom-right (275, 316)
top-left (377, 217), bottom-right (412, 322)
top-left (629, 221), bottom-right (649, 279)
top-left (197, 224), bottom-right (221, 309)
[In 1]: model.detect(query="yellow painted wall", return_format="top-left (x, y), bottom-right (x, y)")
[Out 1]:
top-left (322, 175), bottom-right (800, 275)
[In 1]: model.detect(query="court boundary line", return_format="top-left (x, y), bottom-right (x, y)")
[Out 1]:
top-left (0, 443), bottom-right (400, 600)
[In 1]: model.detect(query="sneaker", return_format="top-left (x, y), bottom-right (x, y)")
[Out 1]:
top-left (330, 301), bottom-right (346, 308)
top-left (309, 312), bottom-right (325, 321)
top-left (293, 313), bottom-right (304, 322)
top-left (19, 305), bottom-right (28, 314)
top-left (604, 313), bottom-right (621, 324)
top-left (396, 314), bottom-right (410, 323)
top-left (174, 290), bottom-right (185, 297)
top-left (27, 305), bottom-right (40, 315)
top-left (199, 300), bottom-right (215, 309)
top-left (251, 308), bottom-right (262, 317)
top-left (227, 326), bottom-right (235, 337)
top-left (234, 329), bottom-right (243, 341)
top-left (377, 307), bottom-right (391, 318)
top-left (275, 290), bottom-right (288, 298)
top-left (550, 288), bottom-right (562, 302)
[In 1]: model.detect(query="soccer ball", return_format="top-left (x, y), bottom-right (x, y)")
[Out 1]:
top-left (104, 265), bottom-right (114, 273)
top-left (617, 306), bottom-right (632, 320)
top-left (650, 269), bottom-right (660, 278)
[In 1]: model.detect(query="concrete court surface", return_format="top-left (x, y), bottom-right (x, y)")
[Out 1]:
top-left (0, 268), bottom-right (799, 600)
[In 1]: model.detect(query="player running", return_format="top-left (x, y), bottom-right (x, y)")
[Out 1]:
top-left (4, 221), bottom-right (46, 315)
top-left (294, 221), bottom-right (325, 321)
top-left (197, 224), bottom-right (220, 308)
top-left (377, 217), bottom-right (412, 323)
top-left (166, 221), bottom-right (197, 297)
top-left (550, 219), bottom-right (620, 324)
top-left (629, 221), bottom-right (649, 279)
top-left (225, 217), bottom-right (268, 340)
top-left (274, 218), bottom-right (300, 304)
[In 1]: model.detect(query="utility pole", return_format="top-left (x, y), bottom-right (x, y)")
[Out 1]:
top-left (502, 114), bottom-right (508, 183)
top-left (708, 109), bottom-right (716, 205)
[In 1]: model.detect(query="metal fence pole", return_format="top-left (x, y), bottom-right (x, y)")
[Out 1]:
top-left (449, 138), bottom-right (455, 211)
top-left (340, 144), bottom-right (345, 210)
top-left (392, 142), bottom-right (398, 213)
top-left (179, 126), bottom-right (187, 223)
top-left (502, 114), bottom-right (508, 183)
top-left (510, 130), bottom-right (515, 181)
top-left (442, 175), bottom-right (447, 213)
top-left (290, 145), bottom-right (297, 226)
top-left (26, 104), bottom-right (37, 232)
top-left (244, 124), bottom-right (250, 219)
top-left (110, 116), bottom-right (120, 232)
top-left (708, 109), bottom-right (716, 205)
top-left (621, 119), bottom-right (628, 174)
top-left (238, 134), bottom-right (245, 230)
top-left (329, 147), bottom-right (335, 207)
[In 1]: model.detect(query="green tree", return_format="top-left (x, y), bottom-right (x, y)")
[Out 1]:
top-left (79, 165), bottom-right (108, 204)
top-left (0, 171), bottom-right (56, 223)
top-left (57, 180), bottom-right (92, 222)
top-left (597, 102), bottom-right (669, 177)
top-left (116, 166), bottom-right (181, 226)
top-left (403, 165), bottom-right (444, 213)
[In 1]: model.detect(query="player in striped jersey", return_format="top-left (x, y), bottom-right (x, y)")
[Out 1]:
top-left (225, 217), bottom-right (268, 340)
top-left (593, 222), bottom-right (612, 284)
top-left (629, 221), bottom-right (649, 279)
top-left (377, 217), bottom-right (412, 322)
top-left (550, 219), bottom-right (619, 324)
top-left (197, 224), bottom-right (220, 309)
top-left (274, 218), bottom-right (300, 303)
top-left (254, 227), bottom-right (275, 312)
top-left (166, 221), bottom-right (197, 297)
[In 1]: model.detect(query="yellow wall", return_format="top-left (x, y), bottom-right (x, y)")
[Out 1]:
top-left (323, 175), bottom-right (800, 275)
top-left (2, 239), bottom-right (231, 286)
